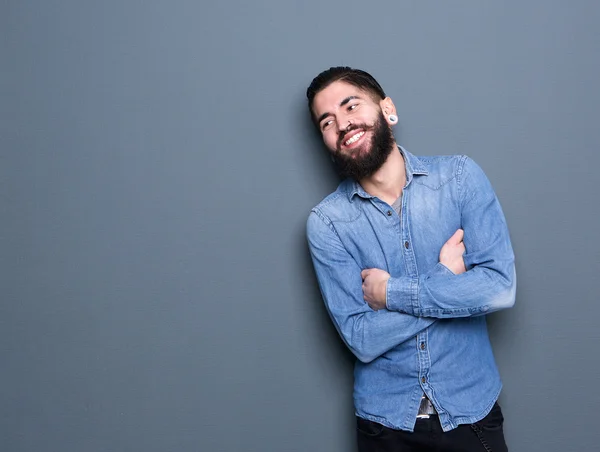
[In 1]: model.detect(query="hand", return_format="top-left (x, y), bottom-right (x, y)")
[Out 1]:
top-left (361, 268), bottom-right (391, 310)
top-left (439, 229), bottom-right (467, 275)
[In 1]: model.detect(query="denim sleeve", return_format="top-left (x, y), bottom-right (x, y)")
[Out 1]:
top-left (307, 211), bottom-right (435, 363)
top-left (386, 156), bottom-right (516, 318)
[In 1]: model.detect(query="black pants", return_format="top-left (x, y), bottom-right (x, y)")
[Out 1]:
top-left (357, 402), bottom-right (508, 452)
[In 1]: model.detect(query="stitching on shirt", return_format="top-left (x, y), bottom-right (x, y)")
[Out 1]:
top-left (314, 202), bottom-right (363, 224)
top-left (413, 174), bottom-right (457, 191)
top-left (310, 208), bottom-right (337, 236)
top-left (412, 154), bottom-right (464, 190)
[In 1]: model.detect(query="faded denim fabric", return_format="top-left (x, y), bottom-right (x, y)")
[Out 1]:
top-left (306, 147), bottom-right (516, 432)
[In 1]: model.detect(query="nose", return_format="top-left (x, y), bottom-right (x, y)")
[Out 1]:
top-left (337, 118), bottom-right (353, 133)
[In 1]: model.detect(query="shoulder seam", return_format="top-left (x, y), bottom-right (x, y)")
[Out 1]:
top-left (310, 207), bottom-right (337, 235)
top-left (456, 154), bottom-right (470, 197)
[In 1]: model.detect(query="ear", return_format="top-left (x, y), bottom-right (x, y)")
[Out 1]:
top-left (379, 97), bottom-right (398, 125)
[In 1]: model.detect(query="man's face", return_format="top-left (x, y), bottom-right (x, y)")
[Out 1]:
top-left (312, 80), bottom-right (395, 180)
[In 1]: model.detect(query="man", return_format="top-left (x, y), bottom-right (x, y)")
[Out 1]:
top-left (306, 67), bottom-right (516, 451)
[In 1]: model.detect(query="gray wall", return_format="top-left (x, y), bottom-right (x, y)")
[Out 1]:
top-left (2, 1), bottom-right (599, 451)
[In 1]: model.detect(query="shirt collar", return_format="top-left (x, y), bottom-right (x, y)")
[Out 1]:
top-left (347, 146), bottom-right (429, 201)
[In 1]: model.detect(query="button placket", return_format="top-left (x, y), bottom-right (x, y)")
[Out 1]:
top-left (417, 329), bottom-right (432, 403)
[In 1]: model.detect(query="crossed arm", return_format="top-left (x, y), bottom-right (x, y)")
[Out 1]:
top-left (308, 214), bottom-right (514, 362)
top-left (307, 158), bottom-right (516, 361)
top-left (362, 229), bottom-right (467, 310)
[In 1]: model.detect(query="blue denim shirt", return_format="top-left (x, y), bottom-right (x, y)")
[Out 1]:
top-left (306, 147), bottom-right (516, 432)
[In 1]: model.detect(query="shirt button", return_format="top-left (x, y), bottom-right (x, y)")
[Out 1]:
top-left (420, 342), bottom-right (426, 350)
top-left (404, 241), bottom-right (410, 249)
top-left (387, 210), bottom-right (392, 216)
top-left (421, 377), bottom-right (426, 383)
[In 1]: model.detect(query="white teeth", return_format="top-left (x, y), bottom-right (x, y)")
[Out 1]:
top-left (345, 131), bottom-right (364, 146)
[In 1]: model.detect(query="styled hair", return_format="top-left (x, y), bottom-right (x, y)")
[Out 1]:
top-left (306, 67), bottom-right (386, 124)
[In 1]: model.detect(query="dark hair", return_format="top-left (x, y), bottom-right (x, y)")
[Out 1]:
top-left (306, 67), bottom-right (386, 123)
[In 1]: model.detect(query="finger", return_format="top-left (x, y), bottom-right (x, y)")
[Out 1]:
top-left (446, 228), bottom-right (464, 245)
top-left (361, 269), bottom-right (369, 279)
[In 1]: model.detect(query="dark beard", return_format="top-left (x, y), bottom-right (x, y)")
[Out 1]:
top-left (331, 111), bottom-right (395, 181)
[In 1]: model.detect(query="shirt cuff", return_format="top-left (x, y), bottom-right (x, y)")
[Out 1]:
top-left (385, 264), bottom-right (453, 314)
top-left (435, 262), bottom-right (456, 276)
top-left (386, 275), bottom-right (419, 314)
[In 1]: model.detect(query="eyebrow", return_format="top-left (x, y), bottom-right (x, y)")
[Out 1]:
top-left (317, 95), bottom-right (363, 125)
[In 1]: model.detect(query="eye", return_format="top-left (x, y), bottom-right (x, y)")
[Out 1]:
top-left (348, 104), bottom-right (358, 111)
top-left (321, 119), bottom-right (334, 131)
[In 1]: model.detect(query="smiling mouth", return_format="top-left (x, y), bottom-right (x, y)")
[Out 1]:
top-left (344, 131), bottom-right (365, 146)
top-left (338, 128), bottom-right (369, 151)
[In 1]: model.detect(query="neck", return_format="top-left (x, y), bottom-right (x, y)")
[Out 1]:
top-left (359, 144), bottom-right (406, 205)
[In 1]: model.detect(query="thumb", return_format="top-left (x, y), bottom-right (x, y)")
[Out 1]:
top-left (448, 228), bottom-right (464, 245)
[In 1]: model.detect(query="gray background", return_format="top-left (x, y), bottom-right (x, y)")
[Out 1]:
top-left (2, 1), bottom-right (599, 451)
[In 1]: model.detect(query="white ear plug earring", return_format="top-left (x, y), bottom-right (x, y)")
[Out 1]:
top-left (388, 114), bottom-right (398, 124)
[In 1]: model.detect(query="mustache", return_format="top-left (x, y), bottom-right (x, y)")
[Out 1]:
top-left (337, 123), bottom-right (372, 148)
